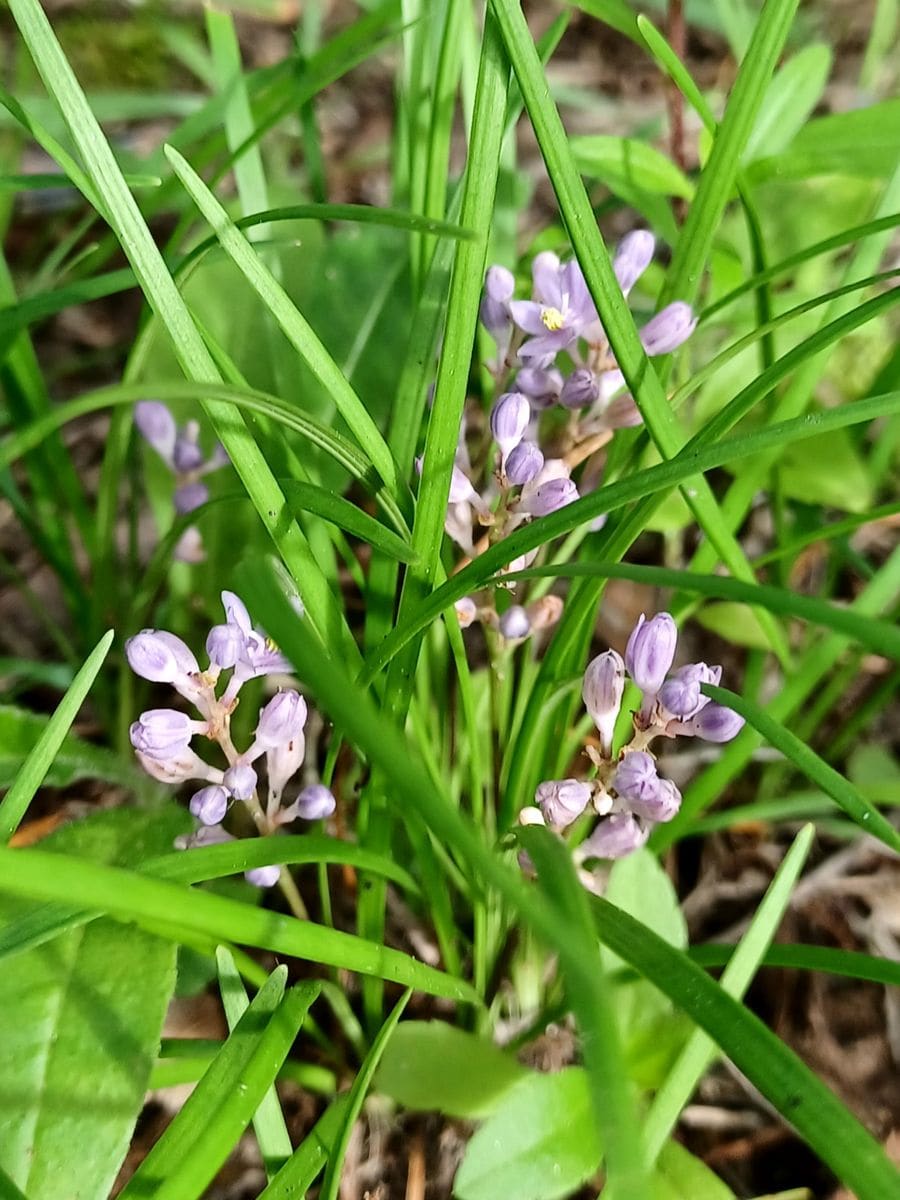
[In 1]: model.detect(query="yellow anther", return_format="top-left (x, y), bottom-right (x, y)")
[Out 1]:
top-left (540, 306), bottom-right (565, 331)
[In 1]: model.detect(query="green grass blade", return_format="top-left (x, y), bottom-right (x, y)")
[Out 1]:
top-left (319, 990), bottom-right (412, 1200)
top-left (118, 966), bottom-right (288, 1197)
top-left (703, 685), bottom-right (900, 855)
top-left (216, 948), bottom-right (292, 1180)
top-left (691, 944), bottom-right (900, 988)
top-left (0, 848), bottom-right (476, 1003)
top-left (0, 630), bottom-right (112, 843)
top-left (257, 1097), bottom-right (352, 1200)
top-left (642, 825), bottom-right (815, 1165)
top-left (164, 145), bottom-right (404, 503)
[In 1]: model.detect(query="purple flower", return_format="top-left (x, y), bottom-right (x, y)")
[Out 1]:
top-left (454, 597), bottom-right (478, 628)
top-left (640, 302), bottom-right (697, 356)
top-left (604, 394), bottom-right (643, 429)
top-left (671, 702), bottom-right (744, 743)
top-left (266, 735), bottom-right (307, 805)
top-left (510, 255), bottom-right (597, 364)
top-left (221, 591), bottom-right (292, 682)
top-left (190, 785), bottom-right (229, 826)
top-left (625, 613), bottom-right (678, 696)
top-left (136, 746), bottom-right (221, 785)
top-left (206, 623), bottom-right (245, 670)
top-left (659, 663), bottom-right (722, 720)
top-left (577, 812), bottom-right (649, 861)
top-left (535, 778), bottom-right (592, 829)
top-left (126, 630), bottom-right (198, 684)
top-left (582, 650), bottom-right (625, 757)
top-left (505, 441), bottom-right (544, 486)
top-left (172, 422), bottom-right (205, 473)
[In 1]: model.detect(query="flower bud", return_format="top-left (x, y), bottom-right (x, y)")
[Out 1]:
top-left (535, 778), bottom-right (591, 828)
top-left (255, 690), bottom-right (307, 750)
top-left (659, 663), bottom-right (722, 720)
top-left (604, 393), bottom-right (643, 429)
top-left (560, 368), bottom-right (599, 410)
top-left (136, 747), bottom-right (221, 785)
top-left (577, 812), bottom-right (649, 861)
top-left (130, 708), bottom-right (198, 761)
top-left (505, 441), bottom-right (544, 486)
top-left (223, 762), bottom-right (257, 800)
top-left (480, 265), bottom-right (515, 340)
top-left (173, 527), bottom-right (205, 564)
top-left (190, 785), bottom-right (229, 825)
top-left (582, 650), bottom-right (625, 756)
top-left (294, 784), bottom-right (336, 820)
top-left (517, 477), bottom-right (578, 517)
top-left (613, 230), bottom-right (655, 296)
top-left (498, 605), bottom-right (531, 640)
top-left (134, 400), bottom-right (176, 464)
top-left (515, 366), bottom-right (563, 408)
top-left (611, 752), bottom-right (680, 821)
top-left (676, 702), bottom-right (744, 743)
top-left (454, 597), bottom-right (478, 628)
top-left (207, 623), bottom-right (246, 670)
top-left (174, 481), bottom-right (209, 514)
top-left (245, 865), bottom-right (281, 888)
top-left (447, 464), bottom-right (479, 505)
top-left (526, 594), bottom-right (564, 633)
top-left (266, 736), bottom-right (306, 804)
top-left (625, 613), bottom-right (677, 696)
top-left (640, 302), bottom-right (697, 356)
top-left (126, 632), bottom-right (180, 683)
top-left (172, 426), bottom-right (204, 473)
top-left (490, 392), bottom-right (531, 461)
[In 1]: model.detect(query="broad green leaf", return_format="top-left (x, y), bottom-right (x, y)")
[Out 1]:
top-left (0, 632), bottom-right (113, 842)
top-left (454, 1069), bottom-right (601, 1200)
top-left (374, 1021), bottom-right (528, 1118)
top-left (0, 703), bottom-right (148, 797)
top-left (749, 99), bottom-right (900, 182)
top-left (652, 1140), bottom-right (736, 1200)
top-left (0, 808), bottom-right (188, 1200)
top-left (777, 428), bottom-right (874, 513)
top-left (744, 44), bottom-right (832, 162)
top-left (571, 135), bottom-right (694, 198)
top-left (696, 602), bottom-right (771, 652)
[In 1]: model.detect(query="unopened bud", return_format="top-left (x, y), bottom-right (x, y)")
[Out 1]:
top-left (134, 401), bottom-right (176, 464)
top-left (255, 690), bottom-right (307, 750)
top-left (612, 752), bottom-right (681, 822)
top-left (223, 762), bottom-right (257, 800)
top-left (498, 605), bottom-right (531, 640)
top-left (582, 650), bottom-right (625, 757)
top-left (515, 366), bottom-right (563, 407)
top-left (454, 597), bottom-right (478, 628)
top-left (659, 663), bottom-right (722, 719)
top-left (505, 440), bottom-right (544, 486)
top-left (245, 865), bottom-right (281, 888)
top-left (207, 623), bottom-right (245, 670)
top-left (294, 784), bottom-right (336, 820)
top-left (674, 702), bottom-right (744, 743)
top-left (174, 481), bottom-right (209, 514)
top-left (640, 302), bottom-right (697, 356)
top-left (625, 613), bottom-right (678, 696)
top-left (577, 812), bottom-right (649, 861)
top-left (560, 368), bottom-right (599, 410)
top-left (613, 230), bottom-right (655, 296)
top-left (535, 778), bottom-right (591, 829)
top-left (517, 477), bottom-right (578, 517)
top-left (190, 785), bottom-right (229, 825)
top-left (490, 392), bottom-right (531, 461)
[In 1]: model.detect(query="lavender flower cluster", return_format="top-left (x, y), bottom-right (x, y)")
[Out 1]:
top-left (126, 590), bottom-right (334, 887)
top-left (134, 401), bottom-right (230, 564)
top-left (522, 612), bottom-right (744, 888)
top-left (447, 233), bottom-right (696, 644)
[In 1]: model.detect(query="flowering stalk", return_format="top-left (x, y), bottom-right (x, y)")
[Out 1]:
top-left (126, 590), bottom-right (336, 915)
top-left (522, 611), bottom-right (744, 891)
